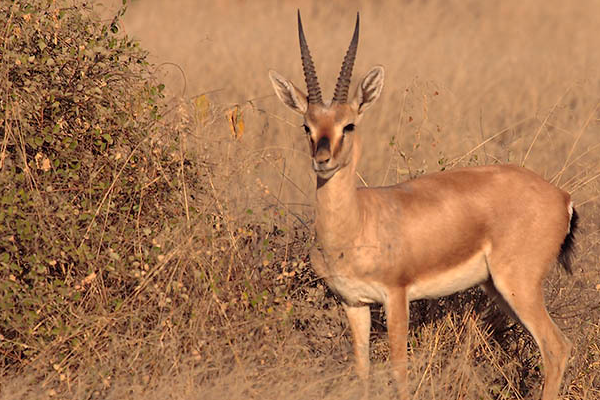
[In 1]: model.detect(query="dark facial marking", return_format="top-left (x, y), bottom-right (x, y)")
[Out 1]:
top-left (315, 136), bottom-right (331, 155)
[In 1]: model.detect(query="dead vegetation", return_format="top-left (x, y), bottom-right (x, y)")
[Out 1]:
top-left (1, 0), bottom-right (599, 399)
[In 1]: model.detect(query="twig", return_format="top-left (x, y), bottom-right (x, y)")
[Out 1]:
top-left (449, 117), bottom-right (531, 168)
top-left (521, 84), bottom-right (573, 167)
top-left (356, 170), bottom-right (369, 187)
top-left (179, 128), bottom-right (190, 228)
top-left (553, 101), bottom-right (600, 186)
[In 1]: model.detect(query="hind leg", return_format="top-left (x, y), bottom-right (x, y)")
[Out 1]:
top-left (481, 279), bottom-right (518, 322)
top-left (487, 273), bottom-right (571, 400)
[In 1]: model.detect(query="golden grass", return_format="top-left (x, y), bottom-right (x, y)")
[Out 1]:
top-left (2, 0), bottom-right (599, 398)
top-left (107, 0), bottom-right (600, 206)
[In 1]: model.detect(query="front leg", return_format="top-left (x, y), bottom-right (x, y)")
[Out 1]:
top-left (343, 303), bottom-right (371, 398)
top-left (385, 288), bottom-right (409, 400)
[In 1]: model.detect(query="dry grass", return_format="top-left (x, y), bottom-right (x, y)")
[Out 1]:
top-left (2, 0), bottom-right (600, 399)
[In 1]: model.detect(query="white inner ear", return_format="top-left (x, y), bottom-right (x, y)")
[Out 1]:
top-left (355, 66), bottom-right (384, 114)
top-left (269, 70), bottom-right (308, 114)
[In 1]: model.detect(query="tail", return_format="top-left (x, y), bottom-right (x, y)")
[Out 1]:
top-left (558, 206), bottom-right (579, 274)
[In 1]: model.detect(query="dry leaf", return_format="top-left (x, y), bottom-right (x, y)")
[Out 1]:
top-left (82, 272), bottom-right (96, 285)
top-left (194, 94), bottom-right (211, 126)
top-left (35, 152), bottom-right (51, 171)
top-left (226, 106), bottom-right (244, 140)
top-left (41, 157), bottom-right (51, 172)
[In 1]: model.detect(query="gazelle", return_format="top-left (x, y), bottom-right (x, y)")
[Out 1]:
top-left (269, 11), bottom-right (577, 400)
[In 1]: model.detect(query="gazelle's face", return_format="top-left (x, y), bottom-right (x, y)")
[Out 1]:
top-left (304, 103), bottom-right (359, 179)
top-left (268, 11), bottom-right (384, 180)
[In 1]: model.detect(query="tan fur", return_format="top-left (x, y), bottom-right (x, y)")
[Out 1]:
top-left (269, 22), bottom-right (573, 400)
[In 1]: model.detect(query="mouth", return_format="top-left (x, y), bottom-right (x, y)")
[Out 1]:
top-left (312, 162), bottom-right (340, 179)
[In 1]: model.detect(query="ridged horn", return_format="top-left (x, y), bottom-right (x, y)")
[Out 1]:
top-left (332, 13), bottom-right (360, 103)
top-left (297, 10), bottom-right (322, 104)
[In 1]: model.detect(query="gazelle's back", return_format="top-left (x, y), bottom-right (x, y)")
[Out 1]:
top-left (358, 164), bottom-right (571, 240)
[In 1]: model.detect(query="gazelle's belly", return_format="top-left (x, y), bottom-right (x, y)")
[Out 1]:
top-left (407, 249), bottom-right (490, 301)
top-left (326, 274), bottom-right (388, 306)
top-left (311, 243), bottom-right (491, 306)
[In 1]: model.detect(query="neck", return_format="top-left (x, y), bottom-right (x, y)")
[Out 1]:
top-left (314, 138), bottom-right (362, 250)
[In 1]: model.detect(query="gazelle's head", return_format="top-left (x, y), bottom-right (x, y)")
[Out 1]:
top-left (269, 11), bottom-right (384, 180)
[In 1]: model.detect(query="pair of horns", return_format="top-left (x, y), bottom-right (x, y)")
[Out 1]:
top-left (298, 10), bottom-right (359, 104)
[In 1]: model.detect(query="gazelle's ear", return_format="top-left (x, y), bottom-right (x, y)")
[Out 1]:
top-left (269, 70), bottom-right (308, 115)
top-left (353, 66), bottom-right (384, 115)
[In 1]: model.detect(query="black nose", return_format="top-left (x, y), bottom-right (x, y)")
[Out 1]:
top-left (316, 155), bottom-right (330, 164)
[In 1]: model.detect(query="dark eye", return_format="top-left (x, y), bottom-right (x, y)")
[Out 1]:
top-left (302, 124), bottom-right (311, 135)
top-left (343, 124), bottom-right (355, 134)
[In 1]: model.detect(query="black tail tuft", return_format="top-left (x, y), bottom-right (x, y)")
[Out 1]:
top-left (558, 208), bottom-right (579, 274)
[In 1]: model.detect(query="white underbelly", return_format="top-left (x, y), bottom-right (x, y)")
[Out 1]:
top-left (327, 275), bottom-right (388, 305)
top-left (407, 249), bottom-right (490, 301)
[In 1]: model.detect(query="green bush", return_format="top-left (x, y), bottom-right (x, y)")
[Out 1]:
top-left (0, 0), bottom-right (183, 368)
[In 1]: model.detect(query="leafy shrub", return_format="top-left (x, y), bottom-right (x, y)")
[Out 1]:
top-left (0, 0), bottom-right (179, 368)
